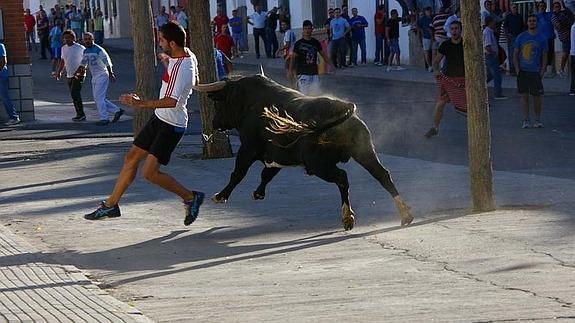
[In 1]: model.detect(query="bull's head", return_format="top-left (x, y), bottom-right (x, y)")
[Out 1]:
top-left (193, 80), bottom-right (234, 131)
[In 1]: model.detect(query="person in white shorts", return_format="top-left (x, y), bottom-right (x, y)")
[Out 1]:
top-left (288, 20), bottom-right (331, 96)
top-left (76, 32), bottom-right (123, 125)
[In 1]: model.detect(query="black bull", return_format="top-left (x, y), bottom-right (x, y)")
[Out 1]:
top-left (194, 75), bottom-right (413, 230)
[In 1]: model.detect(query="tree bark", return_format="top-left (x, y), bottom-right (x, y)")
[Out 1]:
top-left (460, 0), bottom-right (496, 212)
top-left (188, 1), bottom-right (233, 158)
top-left (128, 0), bottom-right (158, 136)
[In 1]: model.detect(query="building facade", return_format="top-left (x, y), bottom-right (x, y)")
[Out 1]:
top-left (1, 0), bottom-right (34, 122)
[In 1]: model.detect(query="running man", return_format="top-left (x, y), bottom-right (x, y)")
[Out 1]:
top-left (85, 22), bottom-right (204, 225)
top-left (424, 20), bottom-right (467, 138)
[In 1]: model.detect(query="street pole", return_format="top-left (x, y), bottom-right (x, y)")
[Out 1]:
top-left (459, 0), bottom-right (496, 212)
top-left (128, 0), bottom-right (158, 136)
top-left (188, 1), bottom-right (233, 159)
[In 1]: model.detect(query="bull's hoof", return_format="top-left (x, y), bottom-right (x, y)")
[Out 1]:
top-left (394, 196), bottom-right (414, 227)
top-left (252, 191), bottom-right (265, 200)
top-left (342, 215), bottom-right (355, 231)
top-left (341, 203), bottom-right (355, 231)
top-left (211, 194), bottom-right (228, 204)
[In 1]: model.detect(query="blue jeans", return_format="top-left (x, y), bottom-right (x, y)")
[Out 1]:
top-left (485, 54), bottom-right (503, 97)
top-left (352, 38), bottom-right (366, 65)
top-left (94, 30), bottom-right (104, 45)
top-left (0, 78), bottom-right (18, 120)
top-left (374, 35), bottom-right (384, 63)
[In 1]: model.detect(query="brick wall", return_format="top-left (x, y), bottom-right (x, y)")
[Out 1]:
top-left (1, 0), bottom-right (34, 122)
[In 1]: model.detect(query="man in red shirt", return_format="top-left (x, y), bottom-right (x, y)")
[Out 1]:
top-left (215, 24), bottom-right (236, 58)
top-left (212, 7), bottom-right (229, 36)
top-left (373, 5), bottom-right (387, 65)
top-left (24, 8), bottom-right (37, 52)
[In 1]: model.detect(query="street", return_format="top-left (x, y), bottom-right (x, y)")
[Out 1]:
top-left (1, 46), bottom-right (574, 322)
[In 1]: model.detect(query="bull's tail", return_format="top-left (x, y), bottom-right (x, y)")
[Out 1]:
top-left (263, 106), bottom-right (314, 136)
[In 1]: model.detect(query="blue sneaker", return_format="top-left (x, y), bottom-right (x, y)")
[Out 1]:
top-left (184, 191), bottom-right (205, 226)
top-left (84, 201), bottom-right (121, 220)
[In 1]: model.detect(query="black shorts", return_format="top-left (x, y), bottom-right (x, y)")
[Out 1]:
top-left (517, 71), bottom-right (544, 96)
top-left (133, 115), bottom-right (185, 165)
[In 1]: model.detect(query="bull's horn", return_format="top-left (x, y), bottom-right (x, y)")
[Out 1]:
top-left (193, 81), bottom-right (226, 92)
top-left (259, 64), bottom-right (265, 77)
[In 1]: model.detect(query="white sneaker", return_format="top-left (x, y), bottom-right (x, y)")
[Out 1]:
top-left (558, 70), bottom-right (568, 79)
top-left (396, 66), bottom-right (406, 71)
top-left (521, 119), bottom-right (531, 129)
top-left (386, 66), bottom-right (392, 72)
top-left (533, 120), bottom-right (544, 128)
top-left (428, 66), bottom-right (433, 72)
top-left (5, 118), bottom-right (20, 126)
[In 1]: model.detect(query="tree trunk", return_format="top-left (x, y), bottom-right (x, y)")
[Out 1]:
top-left (188, 1), bottom-right (233, 158)
top-left (128, 0), bottom-right (158, 136)
top-left (460, 0), bottom-right (496, 212)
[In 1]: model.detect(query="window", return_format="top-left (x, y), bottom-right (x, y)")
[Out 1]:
top-left (311, 0), bottom-right (328, 28)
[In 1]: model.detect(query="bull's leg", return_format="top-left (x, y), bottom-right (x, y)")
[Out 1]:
top-left (253, 167), bottom-right (281, 200)
top-left (311, 165), bottom-right (355, 231)
top-left (353, 150), bottom-right (414, 227)
top-left (213, 147), bottom-right (257, 203)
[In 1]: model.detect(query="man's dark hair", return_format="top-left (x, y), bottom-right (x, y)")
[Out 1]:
top-left (160, 21), bottom-right (186, 47)
top-left (450, 20), bottom-right (462, 29)
top-left (484, 15), bottom-right (494, 26)
top-left (390, 9), bottom-right (398, 15)
top-left (527, 13), bottom-right (538, 20)
top-left (378, 5), bottom-right (385, 11)
top-left (303, 20), bottom-right (313, 28)
top-left (334, 7), bottom-right (341, 11)
top-left (425, 6), bottom-right (432, 11)
top-left (63, 29), bottom-right (76, 39)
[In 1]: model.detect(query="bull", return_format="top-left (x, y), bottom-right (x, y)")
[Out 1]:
top-left (194, 75), bottom-right (413, 230)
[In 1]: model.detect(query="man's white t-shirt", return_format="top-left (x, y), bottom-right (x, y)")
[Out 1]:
top-left (81, 44), bottom-right (112, 78)
top-left (61, 42), bottom-right (86, 78)
top-left (154, 51), bottom-right (198, 128)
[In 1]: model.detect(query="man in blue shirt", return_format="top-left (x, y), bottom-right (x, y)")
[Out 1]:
top-left (513, 14), bottom-right (548, 129)
top-left (350, 8), bottom-right (368, 66)
top-left (330, 7), bottom-right (350, 68)
top-left (536, 1), bottom-right (556, 76)
top-left (229, 9), bottom-right (245, 58)
top-left (0, 43), bottom-right (20, 126)
top-left (417, 7), bottom-right (434, 71)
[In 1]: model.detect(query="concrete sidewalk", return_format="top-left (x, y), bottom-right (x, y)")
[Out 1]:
top-left (104, 37), bottom-right (573, 94)
top-left (0, 223), bottom-right (151, 322)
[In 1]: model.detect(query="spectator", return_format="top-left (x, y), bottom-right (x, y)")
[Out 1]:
top-left (504, 4), bottom-right (525, 75)
top-left (289, 20), bottom-right (331, 96)
top-left (417, 7), bottom-right (434, 71)
top-left (483, 16), bottom-right (506, 99)
top-left (513, 14), bottom-right (548, 129)
top-left (212, 7), bottom-right (229, 36)
top-left (176, 6), bottom-right (188, 29)
top-left (330, 7), bottom-right (351, 69)
top-left (324, 8), bottom-right (335, 41)
top-left (350, 8), bottom-right (368, 66)
top-left (277, 20), bottom-right (296, 70)
top-left (386, 9), bottom-right (405, 71)
top-left (93, 9), bottom-right (105, 45)
top-left (342, 5), bottom-right (353, 66)
top-left (432, 7), bottom-right (450, 61)
top-left (570, 20), bottom-right (575, 95)
top-left (169, 6), bottom-right (177, 22)
top-left (551, 1), bottom-right (574, 78)
top-left (37, 11), bottom-right (50, 60)
top-left (52, 30), bottom-right (87, 122)
top-left (536, 1), bottom-right (556, 77)
top-left (0, 43), bottom-right (20, 126)
top-left (247, 5), bottom-right (271, 59)
top-left (215, 48), bottom-right (233, 80)
top-left (482, 1), bottom-right (499, 27)
top-left (24, 9), bottom-right (37, 52)
top-left (229, 9), bottom-right (245, 58)
top-left (374, 5), bottom-right (387, 66)
top-left (155, 6), bottom-right (169, 45)
top-left (70, 6), bottom-right (84, 42)
top-left (215, 24), bottom-right (236, 59)
top-left (49, 19), bottom-right (64, 73)
top-left (424, 20), bottom-right (467, 138)
top-left (266, 7), bottom-right (280, 58)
